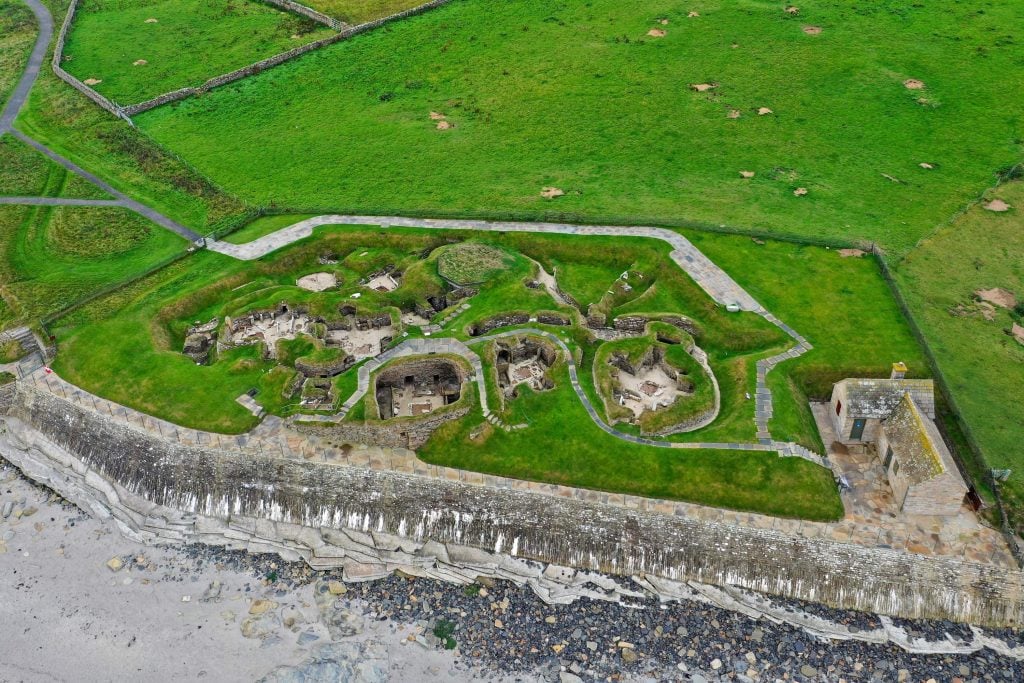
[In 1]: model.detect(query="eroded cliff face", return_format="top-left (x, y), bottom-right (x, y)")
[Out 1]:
top-left (1, 382), bottom-right (1022, 626)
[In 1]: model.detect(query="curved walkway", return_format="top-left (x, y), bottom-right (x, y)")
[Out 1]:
top-left (1, 0), bottom-right (201, 241)
top-left (208, 214), bottom-right (818, 453)
top-left (298, 329), bottom-right (823, 466)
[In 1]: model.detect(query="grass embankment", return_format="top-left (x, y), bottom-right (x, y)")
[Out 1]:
top-left (137, 0), bottom-right (1024, 255)
top-left (895, 180), bottom-right (1024, 523)
top-left (13, 0), bottom-right (249, 234)
top-left (0, 204), bottom-right (187, 327)
top-left (63, 0), bottom-right (334, 104)
top-left (0, 0), bottom-right (36, 106)
top-left (302, 0), bottom-right (430, 24)
top-left (593, 332), bottom-right (715, 435)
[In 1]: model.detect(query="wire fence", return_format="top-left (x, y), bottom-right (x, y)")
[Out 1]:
top-left (872, 245), bottom-right (1024, 567)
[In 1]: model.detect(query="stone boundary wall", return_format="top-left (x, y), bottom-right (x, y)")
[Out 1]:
top-left (260, 0), bottom-right (346, 29)
top-left (50, 0), bottom-right (133, 124)
top-left (122, 0), bottom-right (455, 116)
top-left (2, 382), bottom-right (1024, 626)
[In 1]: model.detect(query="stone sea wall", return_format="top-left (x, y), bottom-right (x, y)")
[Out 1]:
top-left (1, 383), bottom-right (1023, 626)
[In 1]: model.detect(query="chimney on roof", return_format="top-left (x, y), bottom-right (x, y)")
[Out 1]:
top-left (891, 362), bottom-right (908, 380)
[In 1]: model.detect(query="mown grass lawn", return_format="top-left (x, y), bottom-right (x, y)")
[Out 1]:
top-left (137, 0), bottom-right (1024, 254)
top-left (895, 180), bottom-right (1024, 523)
top-left (0, 204), bottom-right (187, 326)
top-left (63, 0), bottom-right (335, 104)
top-left (421, 361), bottom-right (842, 521)
top-left (688, 229), bottom-right (930, 452)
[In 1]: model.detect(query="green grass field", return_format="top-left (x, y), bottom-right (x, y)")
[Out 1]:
top-left (136, 0), bottom-right (1024, 255)
top-left (895, 181), bottom-right (1024, 522)
top-left (302, 0), bottom-right (430, 24)
top-left (63, 0), bottom-right (334, 104)
top-left (421, 360), bottom-right (842, 521)
top-left (0, 204), bottom-right (187, 326)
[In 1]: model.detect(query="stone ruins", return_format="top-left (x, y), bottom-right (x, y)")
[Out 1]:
top-left (493, 336), bottom-right (557, 397)
top-left (607, 345), bottom-right (693, 420)
top-left (374, 357), bottom-right (464, 419)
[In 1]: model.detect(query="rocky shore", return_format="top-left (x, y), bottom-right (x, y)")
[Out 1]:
top-left (2, 459), bottom-right (1021, 682)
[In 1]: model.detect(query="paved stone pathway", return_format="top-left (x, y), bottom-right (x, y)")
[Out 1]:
top-left (297, 328), bottom-right (756, 453)
top-left (1, 0), bottom-right (202, 242)
top-left (207, 215), bottom-right (761, 311)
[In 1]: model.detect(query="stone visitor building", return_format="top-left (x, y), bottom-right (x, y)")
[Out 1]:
top-left (830, 363), bottom-right (968, 516)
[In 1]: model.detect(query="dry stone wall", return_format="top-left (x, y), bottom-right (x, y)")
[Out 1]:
top-left (260, 0), bottom-right (345, 29)
top-left (1, 382), bottom-right (1023, 626)
top-left (51, 0), bottom-right (133, 123)
top-left (122, 0), bottom-right (456, 115)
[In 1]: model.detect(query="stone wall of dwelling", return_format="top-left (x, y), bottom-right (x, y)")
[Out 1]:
top-left (468, 312), bottom-right (531, 336)
top-left (2, 382), bottom-right (1021, 626)
top-left (296, 404), bottom-right (469, 449)
top-left (903, 476), bottom-right (970, 517)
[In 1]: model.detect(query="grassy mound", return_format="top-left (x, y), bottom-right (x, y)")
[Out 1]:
top-left (436, 241), bottom-right (515, 285)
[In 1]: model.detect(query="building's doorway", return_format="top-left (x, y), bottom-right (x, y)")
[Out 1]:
top-left (850, 418), bottom-right (866, 440)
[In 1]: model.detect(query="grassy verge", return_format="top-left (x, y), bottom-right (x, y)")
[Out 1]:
top-left (136, 0), bottom-right (1024, 255)
top-left (63, 0), bottom-right (335, 104)
top-left (13, 0), bottom-right (249, 234)
top-left (894, 180), bottom-right (1024, 525)
top-left (0, 134), bottom-right (112, 198)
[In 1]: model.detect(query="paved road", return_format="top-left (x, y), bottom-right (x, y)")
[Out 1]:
top-left (1, 0), bottom-right (202, 241)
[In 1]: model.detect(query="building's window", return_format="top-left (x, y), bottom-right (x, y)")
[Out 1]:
top-left (893, 459), bottom-right (900, 476)
top-left (884, 446), bottom-right (894, 468)
top-left (835, 400), bottom-right (842, 416)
